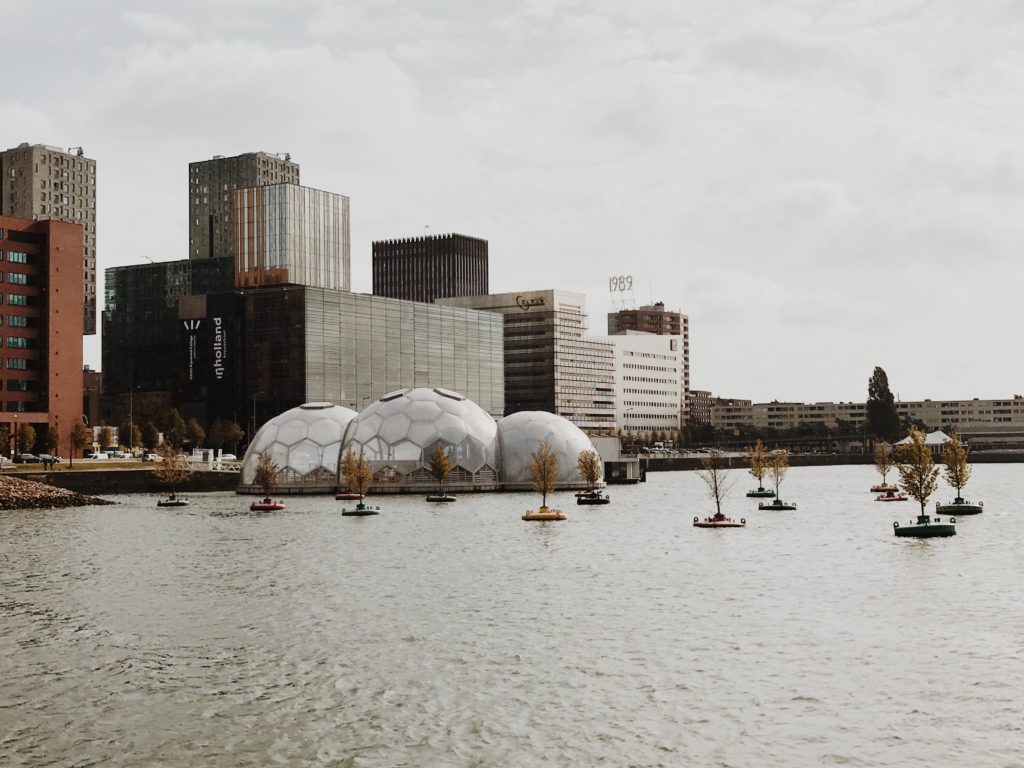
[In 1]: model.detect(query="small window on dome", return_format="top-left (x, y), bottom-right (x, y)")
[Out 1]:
top-left (434, 387), bottom-right (465, 401)
top-left (380, 389), bottom-right (409, 401)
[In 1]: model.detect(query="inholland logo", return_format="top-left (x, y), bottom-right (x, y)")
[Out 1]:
top-left (183, 320), bottom-right (201, 331)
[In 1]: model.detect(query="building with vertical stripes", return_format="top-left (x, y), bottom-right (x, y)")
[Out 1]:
top-left (233, 184), bottom-right (350, 291)
top-left (372, 233), bottom-right (488, 304)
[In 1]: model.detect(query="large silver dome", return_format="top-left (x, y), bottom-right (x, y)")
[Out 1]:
top-left (341, 387), bottom-right (499, 492)
top-left (498, 411), bottom-right (597, 490)
top-left (239, 402), bottom-right (357, 494)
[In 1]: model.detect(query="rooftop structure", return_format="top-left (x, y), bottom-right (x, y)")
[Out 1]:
top-left (372, 233), bottom-right (488, 304)
top-left (189, 151), bottom-right (299, 261)
top-left (0, 143), bottom-right (97, 334)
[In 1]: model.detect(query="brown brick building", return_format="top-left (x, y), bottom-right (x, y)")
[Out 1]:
top-left (0, 216), bottom-right (83, 457)
top-left (607, 301), bottom-right (687, 336)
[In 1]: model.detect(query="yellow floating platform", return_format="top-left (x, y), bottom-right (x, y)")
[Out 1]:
top-left (522, 506), bottom-right (566, 521)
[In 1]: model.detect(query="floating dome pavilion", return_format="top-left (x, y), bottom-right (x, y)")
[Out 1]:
top-left (341, 387), bottom-right (500, 492)
top-left (239, 402), bottom-right (358, 494)
top-left (498, 410), bottom-right (596, 490)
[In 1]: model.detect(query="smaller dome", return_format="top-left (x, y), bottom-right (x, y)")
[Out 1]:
top-left (498, 411), bottom-right (597, 489)
top-left (239, 402), bottom-right (357, 494)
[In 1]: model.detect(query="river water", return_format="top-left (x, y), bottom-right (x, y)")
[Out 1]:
top-left (2, 464), bottom-right (1022, 767)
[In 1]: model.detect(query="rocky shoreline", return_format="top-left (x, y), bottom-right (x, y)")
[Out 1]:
top-left (0, 475), bottom-right (115, 510)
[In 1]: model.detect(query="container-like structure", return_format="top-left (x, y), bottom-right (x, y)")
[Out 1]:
top-left (498, 411), bottom-right (597, 491)
top-left (340, 388), bottom-right (499, 493)
top-left (238, 402), bottom-right (357, 494)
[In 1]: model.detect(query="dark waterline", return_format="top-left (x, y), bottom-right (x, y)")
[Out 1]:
top-left (2, 465), bottom-right (1021, 766)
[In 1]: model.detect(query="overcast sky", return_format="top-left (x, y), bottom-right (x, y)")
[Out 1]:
top-left (4, 0), bottom-right (1023, 403)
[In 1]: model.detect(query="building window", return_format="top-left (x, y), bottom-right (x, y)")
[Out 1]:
top-left (7, 358), bottom-right (28, 370)
top-left (7, 252), bottom-right (29, 264)
top-left (7, 337), bottom-right (29, 349)
top-left (7, 295), bottom-right (28, 306)
top-left (7, 273), bottom-right (29, 286)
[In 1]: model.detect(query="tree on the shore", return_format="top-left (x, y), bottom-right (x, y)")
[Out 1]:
top-left (222, 421), bottom-right (244, 454)
top-left (206, 419), bottom-right (226, 450)
top-left (576, 449), bottom-right (602, 492)
top-left (747, 440), bottom-right (769, 491)
top-left (185, 417), bottom-right (205, 449)
top-left (429, 443), bottom-right (453, 496)
top-left (70, 420), bottom-right (91, 467)
top-left (118, 421), bottom-right (141, 453)
top-left (98, 426), bottom-right (113, 451)
top-left (163, 409), bottom-right (186, 449)
top-left (141, 422), bottom-right (160, 452)
top-left (698, 452), bottom-right (733, 516)
top-left (17, 424), bottom-right (36, 454)
top-left (942, 432), bottom-right (971, 502)
top-left (866, 367), bottom-right (900, 441)
top-left (896, 426), bottom-right (939, 515)
top-left (767, 450), bottom-right (789, 499)
top-left (529, 441), bottom-right (558, 509)
top-left (873, 440), bottom-right (894, 485)
top-left (153, 443), bottom-right (192, 499)
top-left (46, 424), bottom-right (60, 454)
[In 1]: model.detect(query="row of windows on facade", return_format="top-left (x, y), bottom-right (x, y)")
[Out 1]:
top-left (0, 252), bottom-right (32, 264)
top-left (2, 295), bottom-right (33, 306)
top-left (29, 153), bottom-right (94, 170)
top-left (6, 358), bottom-right (35, 369)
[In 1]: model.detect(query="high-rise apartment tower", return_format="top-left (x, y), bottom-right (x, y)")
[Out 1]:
top-left (0, 143), bottom-right (97, 334)
top-left (372, 233), bottom-right (488, 304)
top-left (189, 152), bottom-right (299, 261)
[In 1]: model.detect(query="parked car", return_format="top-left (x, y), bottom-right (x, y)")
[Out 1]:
top-left (141, 453), bottom-right (161, 462)
top-left (37, 454), bottom-right (62, 464)
top-left (85, 452), bottom-right (108, 459)
top-left (15, 453), bottom-right (42, 463)
top-left (220, 453), bottom-right (237, 461)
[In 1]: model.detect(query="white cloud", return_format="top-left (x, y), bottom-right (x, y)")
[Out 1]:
top-left (124, 11), bottom-right (193, 42)
top-left (19, 0), bottom-right (1024, 402)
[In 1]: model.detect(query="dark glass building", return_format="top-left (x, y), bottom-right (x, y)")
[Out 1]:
top-left (372, 233), bottom-right (488, 304)
top-left (102, 257), bottom-right (235, 398)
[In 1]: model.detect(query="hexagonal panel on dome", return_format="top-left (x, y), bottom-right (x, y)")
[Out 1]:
top-left (406, 420), bottom-right (438, 446)
top-left (276, 419), bottom-right (308, 446)
top-left (289, 439), bottom-right (322, 475)
top-left (392, 440), bottom-right (422, 461)
top-left (378, 412), bottom-right (413, 444)
top-left (405, 399), bottom-right (443, 422)
top-left (307, 418), bottom-right (341, 446)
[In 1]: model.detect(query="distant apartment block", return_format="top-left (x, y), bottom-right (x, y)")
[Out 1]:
top-left (233, 184), bottom-right (350, 291)
top-left (608, 301), bottom-right (686, 336)
top-left (705, 395), bottom-right (1024, 436)
top-left (0, 216), bottom-right (84, 457)
top-left (189, 152), bottom-right (299, 261)
top-left (687, 389), bottom-right (714, 425)
top-left (373, 233), bottom-right (488, 304)
top-left (439, 289), bottom-right (615, 430)
top-left (0, 143), bottom-right (97, 334)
